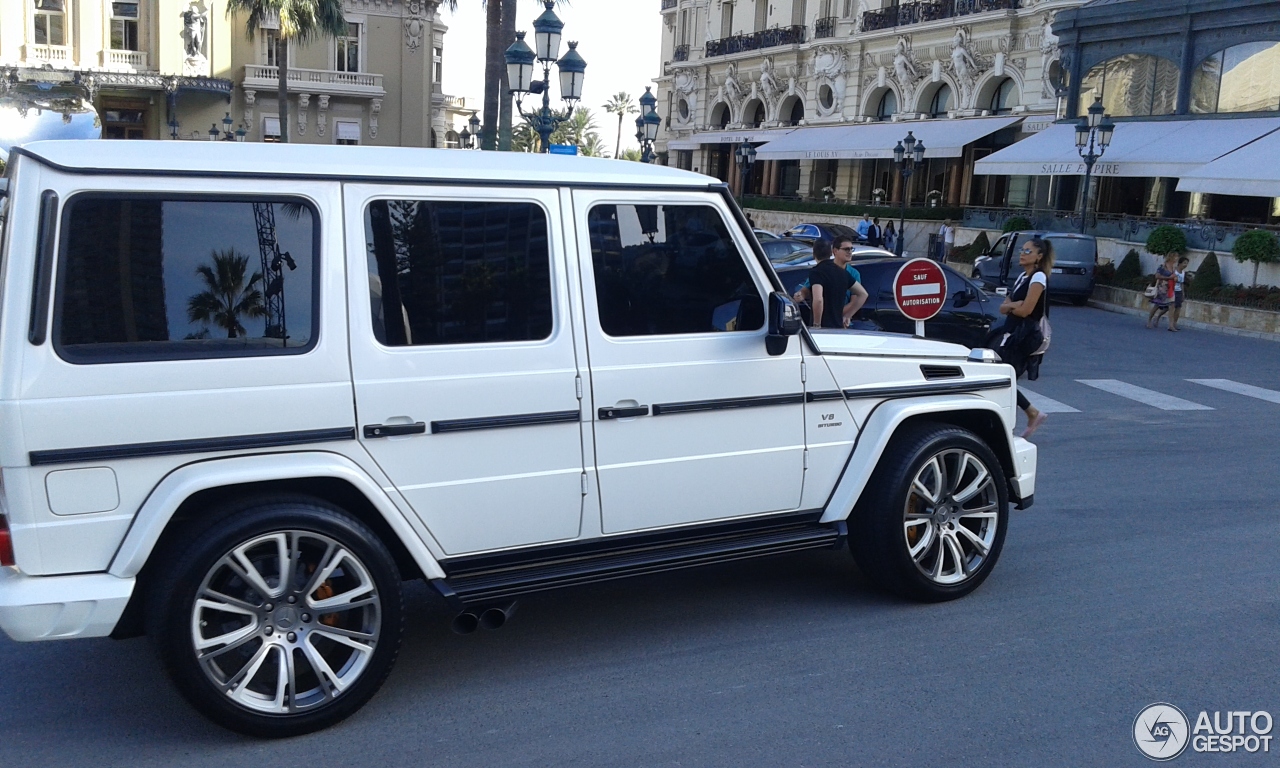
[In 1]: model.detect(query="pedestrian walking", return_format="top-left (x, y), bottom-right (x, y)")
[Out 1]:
top-left (1169, 255), bottom-right (1190, 331)
top-left (937, 219), bottom-right (955, 262)
top-left (884, 220), bottom-right (898, 253)
top-left (991, 236), bottom-right (1054, 438)
top-left (855, 214), bottom-right (872, 242)
top-left (1146, 252), bottom-right (1178, 329)
top-left (866, 217), bottom-right (883, 247)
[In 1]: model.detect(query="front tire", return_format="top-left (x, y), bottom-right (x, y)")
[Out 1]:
top-left (146, 497), bottom-right (404, 737)
top-left (849, 424), bottom-right (1009, 602)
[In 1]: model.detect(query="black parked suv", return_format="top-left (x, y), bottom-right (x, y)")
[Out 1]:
top-left (973, 231), bottom-right (1097, 305)
top-left (776, 258), bottom-right (1001, 349)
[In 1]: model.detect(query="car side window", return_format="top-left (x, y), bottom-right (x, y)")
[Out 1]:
top-left (989, 235), bottom-right (1009, 257)
top-left (54, 195), bottom-right (317, 363)
top-left (587, 203), bottom-right (763, 337)
top-left (364, 199), bottom-right (553, 346)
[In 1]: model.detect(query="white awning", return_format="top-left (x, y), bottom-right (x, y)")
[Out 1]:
top-left (1176, 127), bottom-right (1280, 196)
top-left (753, 116), bottom-right (1022, 161)
top-left (974, 117), bottom-right (1280, 177)
top-left (666, 128), bottom-right (796, 150)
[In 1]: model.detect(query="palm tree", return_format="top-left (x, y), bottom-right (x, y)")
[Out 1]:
top-left (554, 107), bottom-right (600, 147)
top-left (188, 249), bottom-right (266, 339)
top-left (602, 92), bottom-right (638, 159)
top-left (225, 0), bottom-right (347, 143)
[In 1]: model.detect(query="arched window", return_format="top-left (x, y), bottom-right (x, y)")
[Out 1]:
top-left (1078, 54), bottom-right (1179, 117)
top-left (989, 77), bottom-right (1017, 114)
top-left (746, 100), bottom-right (765, 128)
top-left (928, 84), bottom-right (952, 118)
top-left (787, 97), bottom-right (804, 126)
top-left (1191, 41), bottom-right (1280, 114)
top-left (445, 130), bottom-right (460, 149)
top-left (876, 90), bottom-right (897, 121)
top-left (710, 103), bottom-right (730, 128)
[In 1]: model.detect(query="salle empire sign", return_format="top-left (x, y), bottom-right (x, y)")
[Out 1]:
top-left (1040, 162), bottom-right (1123, 175)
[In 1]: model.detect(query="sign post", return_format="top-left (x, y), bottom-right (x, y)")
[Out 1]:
top-left (892, 258), bottom-right (946, 337)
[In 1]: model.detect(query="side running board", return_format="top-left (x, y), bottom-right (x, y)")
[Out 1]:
top-left (434, 517), bottom-right (847, 606)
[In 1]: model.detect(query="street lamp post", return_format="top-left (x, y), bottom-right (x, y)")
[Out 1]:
top-left (734, 139), bottom-right (757, 201)
top-left (1075, 94), bottom-right (1115, 234)
top-left (207, 111), bottom-right (247, 142)
top-left (459, 112), bottom-right (481, 149)
top-left (892, 130), bottom-right (926, 257)
top-left (504, 1), bottom-right (587, 153)
top-left (636, 86), bottom-right (660, 162)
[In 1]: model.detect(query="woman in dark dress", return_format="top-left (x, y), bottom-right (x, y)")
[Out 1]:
top-left (995, 236), bottom-right (1053, 438)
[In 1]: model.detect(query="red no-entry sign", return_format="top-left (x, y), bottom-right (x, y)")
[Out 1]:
top-left (893, 258), bottom-right (946, 331)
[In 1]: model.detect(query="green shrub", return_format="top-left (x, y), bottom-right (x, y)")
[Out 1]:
top-left (1114, 249), bottom-right (1143, 283)
top-left (1232, 229), bottom-right (1280, 286)
top-left (1188, 252), bottom-right (1222, 298)
top-left (1146, 225), bottom-right (1187, 257)
top-left (1002, 216), bottom-right (1033, 233)
top-left (1095, 261), bottom-right (1116, 284)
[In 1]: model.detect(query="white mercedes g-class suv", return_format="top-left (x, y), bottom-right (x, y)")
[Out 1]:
top-left (0, 142), bottom-right (1035, 736)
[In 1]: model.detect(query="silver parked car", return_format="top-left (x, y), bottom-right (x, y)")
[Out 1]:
top-left (973, 231), bottom-right (1097, 305)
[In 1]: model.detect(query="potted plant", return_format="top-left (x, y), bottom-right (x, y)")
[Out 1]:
top-left (821, 185), bottom-right (836, 203)
top-left (871, 187), bottom-right (886, 205)
top-left (926, 190), bottom-right (942, 208)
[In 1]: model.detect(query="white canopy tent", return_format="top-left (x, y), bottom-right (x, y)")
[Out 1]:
top-left (666, 128), bottom-right (796, 151)
top-left (753, 116), bottom-right (1023, 161)
top-left (1176, 128), bottom-right (1280, 197)
top-left (973, 117), bottom-right (1280, 177)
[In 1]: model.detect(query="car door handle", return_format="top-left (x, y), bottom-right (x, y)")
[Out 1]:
top-left (598, 405), bottom-right (649, 420)
top-left (363, 422), bottom-right (427, 438)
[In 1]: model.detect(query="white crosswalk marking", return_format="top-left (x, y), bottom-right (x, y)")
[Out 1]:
top-left (1076, 379), bottom-right (1213, 411)
top-left (1018, 388), bottom-right (1080, 413)
top-left (1187, 379), bottom-right (1280, 405)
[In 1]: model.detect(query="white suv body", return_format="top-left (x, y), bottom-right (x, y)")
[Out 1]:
top-left (0, 141), bottom-right (1035, 735)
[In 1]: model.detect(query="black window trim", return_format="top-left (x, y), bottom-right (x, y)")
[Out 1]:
top-left (51, 191), bottom-right (323, 365)
top-left (360, 193), bottom-right (559, 350)
top-left (28, 189), bottom-right (59, 345)
top-left (587, 199), bottom-right (771, 341)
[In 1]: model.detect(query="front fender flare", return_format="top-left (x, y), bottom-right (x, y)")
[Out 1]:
top-left (818, 395), bottom-right (1018, 523)
top-left (107, 452), bottom-right (445, 580)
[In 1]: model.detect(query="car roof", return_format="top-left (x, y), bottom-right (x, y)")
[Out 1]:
top-left (1006, 230), bottom-right (1096, 240)
top-left (14, 140), bottom-right (718, 188)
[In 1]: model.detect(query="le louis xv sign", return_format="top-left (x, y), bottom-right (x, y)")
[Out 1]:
top-left (1040, 162), bottom-right (1123, 176)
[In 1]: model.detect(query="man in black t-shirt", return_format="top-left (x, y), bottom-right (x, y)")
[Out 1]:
top-left (808, 238), bottom-right (855, 329)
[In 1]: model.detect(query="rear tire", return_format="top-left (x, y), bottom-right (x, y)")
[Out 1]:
top-left (849, 424), bottom-right (1009, 602)
top-left (146, 496), bottom-right (404, 737)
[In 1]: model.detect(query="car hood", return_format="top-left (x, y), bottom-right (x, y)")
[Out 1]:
top-left (808, 329), bottom-right (971, 359)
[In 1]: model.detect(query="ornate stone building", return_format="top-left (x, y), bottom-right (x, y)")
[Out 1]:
top-left (654, 0), bottom-right (1084, 208)
top-left (0, 0), bottom-right (463, 148)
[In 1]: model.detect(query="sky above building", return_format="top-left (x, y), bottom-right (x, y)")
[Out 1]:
top-left (440, 0), bottom-right (663, 154)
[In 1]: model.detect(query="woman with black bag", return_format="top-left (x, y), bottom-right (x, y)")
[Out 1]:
top-left (991, 236), bottom-right (1053, 438)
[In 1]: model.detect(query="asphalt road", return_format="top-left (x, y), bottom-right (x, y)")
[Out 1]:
top-left (1, 305), bottom-right (1277, 767)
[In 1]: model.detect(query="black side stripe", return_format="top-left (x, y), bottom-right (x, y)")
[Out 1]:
top-left (806, 390), bottom-right (845, 403)
top-left (652, 393), bottom-right (805, 416)
top-left (29, 427), bottom-right (356, 466)
top-left (842, 378), bottom-right (1010, 400)
top-left (431, 410), bottom-right (581, 434)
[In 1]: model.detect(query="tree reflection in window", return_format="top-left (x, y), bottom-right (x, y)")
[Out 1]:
top-left (1078, 54), bottom-right (1179, 117)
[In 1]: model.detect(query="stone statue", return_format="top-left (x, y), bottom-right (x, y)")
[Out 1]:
top-left (759, 58), bottom-right (780, 104)
top-left (893, 37), bottom-right (918, 87)
top-left (951, 28), bottom-right (978, 85)
top-left (182, 8), bottom-right (206, 59)
top-left (723, 62), bottom-right (745, 110)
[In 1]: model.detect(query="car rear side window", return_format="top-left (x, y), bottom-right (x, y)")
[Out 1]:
top-left (364, 199), bottom-right (553, 347)
top-left (587, 203), bottom-right (764, 337)
top-left (54, 196), bottom-right (317, 363)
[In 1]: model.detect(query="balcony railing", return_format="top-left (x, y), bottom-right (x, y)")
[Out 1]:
top-left (243, 64), bottom-right (385, 96)
top-left (673, 44), bottom-right (690, 62)
top-left (814, 16), bottom-right (838, 38)
top-left (706, 25), bottom-right (806, 57)
top-left (25, 44), bottom-right (70, 64)
top-left (105, 49), bottom-right (149, 70)
top-left (861, 0), bottom-right (1017, 32)
top-left (661, 0), bottom-right (677, 10)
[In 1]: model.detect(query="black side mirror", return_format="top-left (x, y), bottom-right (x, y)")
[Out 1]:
top-left (953, 289), bottom-right (972, 308)
top-left (767, 291), bottom-right (802, 356)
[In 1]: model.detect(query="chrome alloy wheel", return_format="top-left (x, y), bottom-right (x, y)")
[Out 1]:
top-left (903, 448), bottom-right (1000, 585)
top-left (190, 531), bottom-right (381, 715)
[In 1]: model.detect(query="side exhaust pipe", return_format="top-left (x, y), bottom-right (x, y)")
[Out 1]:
top-left (452, 600), bottom-right (518, 634)
top-left (451, 611), bottom-right (480, 634)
